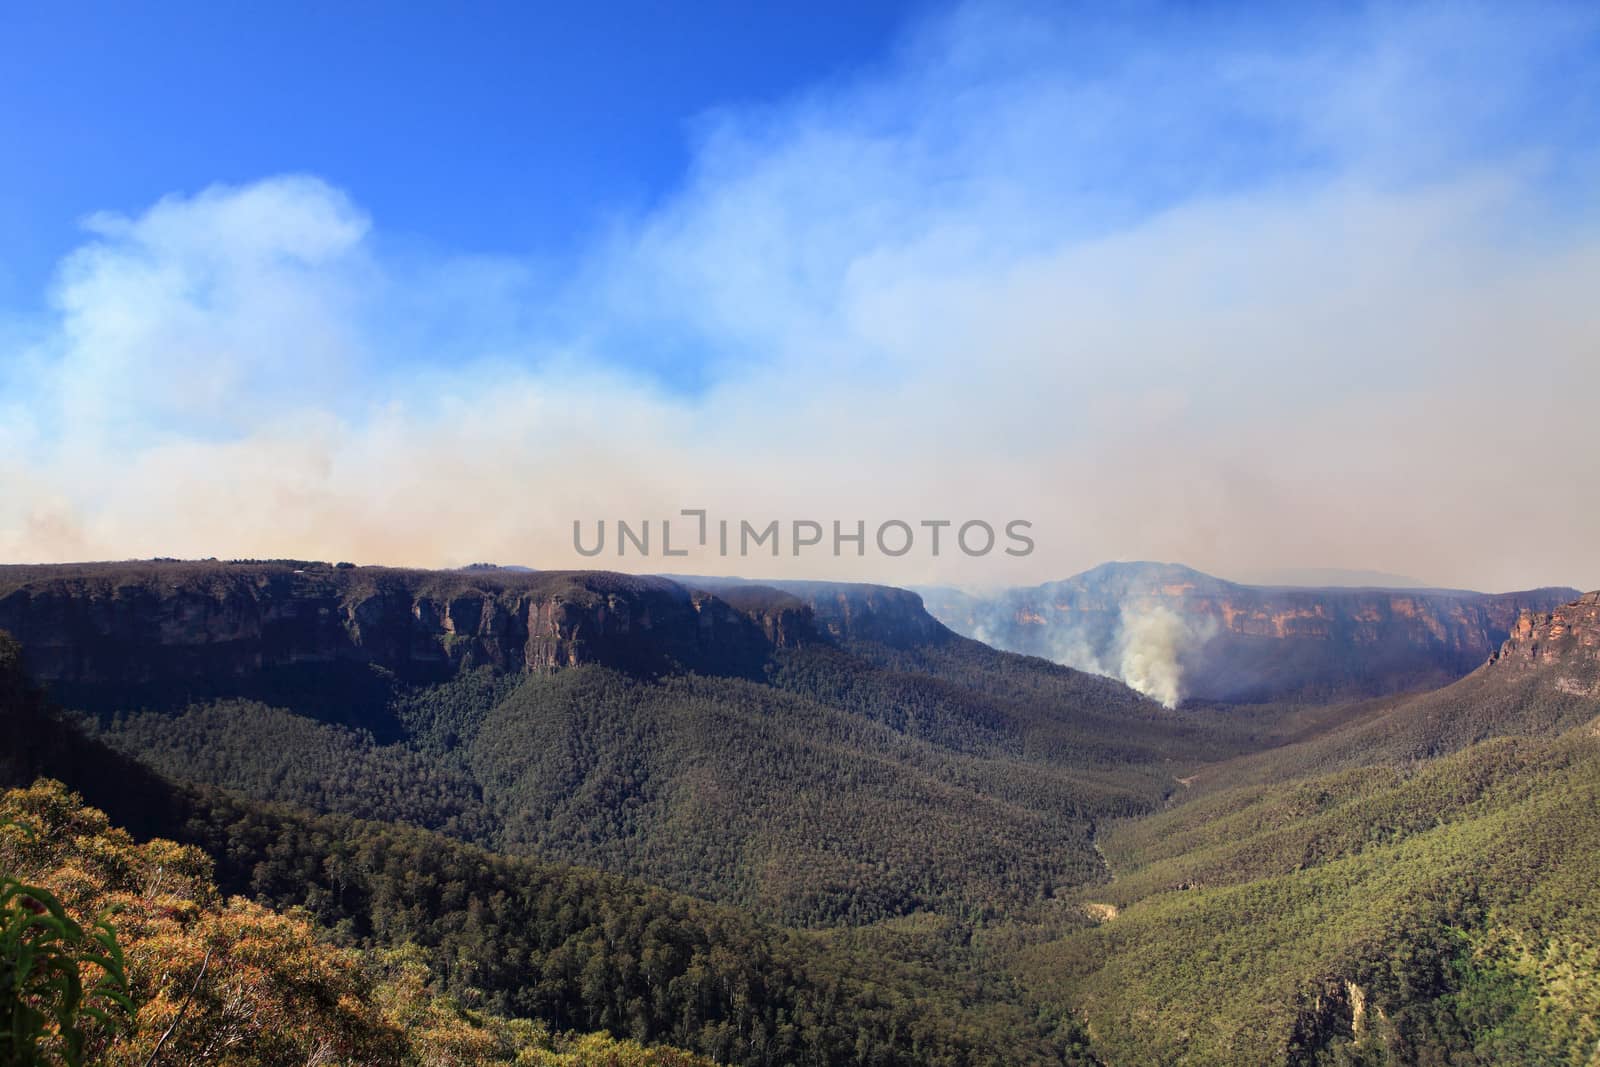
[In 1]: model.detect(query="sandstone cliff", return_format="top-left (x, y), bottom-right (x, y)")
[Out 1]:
top-left (0, 562), bottom-right (826, 714)
top-left (1486, 591), bottom-right (1600, 694)
top-left (0, 562), bottom-right (959, 721)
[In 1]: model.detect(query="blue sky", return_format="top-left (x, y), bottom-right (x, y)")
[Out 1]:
top-left (0, 1), bottom-right (925, 308)
top-left (2, 2), bottom-right (1598, 590)
top-left (12, 1), bottom-right (1592, 316)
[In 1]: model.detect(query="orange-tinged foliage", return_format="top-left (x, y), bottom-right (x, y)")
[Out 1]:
top-left (0, 780), bottom-right (714, 1066)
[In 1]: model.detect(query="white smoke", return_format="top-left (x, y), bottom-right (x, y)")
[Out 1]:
top-left (4, 7), bottom-right (1600, 592)
top-left (1038, 629), bottom-right (1110, 682)
top-left (1112, 605), bottom-right (1218, 709)
top-left (984, 601), bottom-right (1217, 708)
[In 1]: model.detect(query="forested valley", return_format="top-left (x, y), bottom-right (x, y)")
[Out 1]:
top-left (2, 563), bottom-right (1597, 1064)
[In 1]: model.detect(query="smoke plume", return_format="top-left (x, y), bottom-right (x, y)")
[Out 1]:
top-left (1111, 605), bottom-right (1218, 709)
top-left (961, 593), bottom-right (1218, 707)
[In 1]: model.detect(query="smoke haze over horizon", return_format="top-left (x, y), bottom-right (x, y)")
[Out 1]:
top-left (3, 3), bottom-right (1599, 593)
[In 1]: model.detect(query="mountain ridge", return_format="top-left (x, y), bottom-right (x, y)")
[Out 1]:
top-left (0, 562), bottom-right (963, 718)
top-left (2, 559), bottom-right (1234, 928)
top-left (6, 559), bottom-right (1600, 1064)
top-left (917, 561), bottom-right (1579, 704)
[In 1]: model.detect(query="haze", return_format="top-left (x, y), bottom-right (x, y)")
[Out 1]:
top-left (2, 2), bottom-right (1597, 592)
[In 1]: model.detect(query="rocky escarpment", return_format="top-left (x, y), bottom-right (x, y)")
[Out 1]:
top-left (1486, 592), bottom-right (1600, 693)
top-left (0, 562), bottom-right (835, 716)
top-left (696, 579), bottom-right (953, 650)
top-left (920, 562), bottom-right (1579, 703)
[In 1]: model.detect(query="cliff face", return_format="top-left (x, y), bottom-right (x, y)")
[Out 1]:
top-left (0, 562), bottom-right (961, 720)
top-left (664, 576), bottom-right (956, 650)
top-left (765, 581), bottom-right (951, 648)
top-left (919, 563), bottom-right (1580, 703)
top-left (0, 563), bottom-right (833, 710)
top-left (1486, 592), bottom-right (1600, 694)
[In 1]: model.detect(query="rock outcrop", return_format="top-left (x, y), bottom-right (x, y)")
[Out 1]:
top-left (0, 563), bottom-right (815, 709)
top-left (1486, 591), bottom-right (1600, 692)
top-left (0, 562), bottom-right (967, 718)
top-left (666, 575), bottom-right (957, 650)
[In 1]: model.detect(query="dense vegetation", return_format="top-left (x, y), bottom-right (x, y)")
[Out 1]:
top-left (1, 779), bottom-right (714, 1066)
top-left (1161, 653), bottom-right (1600, 802)
top-left (81, 635), bottom-right (1256, 926)
top-left (3, 563), bottom-right (1598, 1065)
top-left (469, 666), bottom-right (1137, 924)
top-left (3, 635), bottom-right (1083, 1066)
top-left (1009, 638), bottom-right (1600, 1065)
top-left (90, 699), bottom-right (498, 843)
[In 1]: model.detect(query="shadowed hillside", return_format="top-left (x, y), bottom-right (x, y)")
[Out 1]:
top-left (0, 631), bottom-right (1095, 1066)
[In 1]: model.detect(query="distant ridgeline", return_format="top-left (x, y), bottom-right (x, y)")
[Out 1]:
top-left (2, 558), bottom-right (1599, 1064)
top-left (918, 561), bottom-right (1579, 703)
top-left (0, 562), bottom-right (805, 717)
top-left (0, 561), bottom-right (954, 708)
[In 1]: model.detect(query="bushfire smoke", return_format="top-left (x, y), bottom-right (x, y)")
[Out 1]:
top-left (967, 595), bottom-right (1218, 708)
top-left (1112, 606), bottom-right (1219, 709)
top-left (2, 4), bottom-right (1598, 592)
